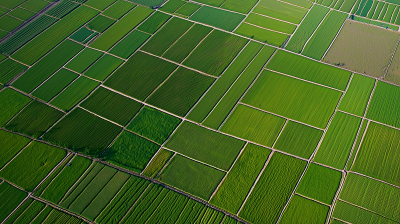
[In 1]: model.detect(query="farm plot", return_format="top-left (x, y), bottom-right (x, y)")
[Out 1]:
top-left (0, 141), bottom-right (66, 192)
top-left (267, 50), bottom-right (351, 90)
top-left (127, 106), bottom-right (181, 144)
top-left (340, 172), bottom-right (400, 222)
top-left (5, 199), bottom-right (46, 224)
top-left (367, 81), bottom-right (400, 128)
top-left (239, 152), bottom-right (307, 224)
top-left (39, 156), bottom-right (92, 204)
top-left (189, 6), bottom-right (245, 31)
top-left (142, 149), bottom-right (174, 178)
top-left (104, 51), bottom-right (177, 101)
top-left (385, 38), bottom-right (400, 85)
top-left (254, 0), bottom-right (308, 24)
top-left (163, 24), bottom-right (212, 63)
top-left (87, 15), bottom-right (115, 33)
top-left (103, 131), bottom-right (160, 172)
top-left (234, 23), bottom-right (289, 46)
top-left (242, 70), bottom-right (342, 129)
top-left (43, 108), bottom-right (122, 156)
top-left (245, 13), bottom-right (297, 34)
top-left (50, 76), bottom-right (99, 111)
top-left (220, 0), bottom-right (258, 14)
top-left (280, 195), bottom-right (329, 223)
top-left (324, 20), bottom-right (399, 78)
top-left (81, 87), bottom-right (143, 126)
top-left (286, 5), bottom-right (329, 53)
top-left (96, 176), bottom-right (150, 224)
top-left (32, 69), bottom-right (78, 102)
top-left (274, 121), bottom-right (323, 159)
top-left (70, 27), bottom-right (94, 42)
top-left (0, 15), bottom-right (57, 55)
top-left (338, 74), bottom-right (375, 116)
top-left (141, 17), bottom-right (193, 56)
top-left (12, 6), bottom-right (99, 65)
top-left (0, 88), bottom-right (31, 126)
top-left (84, 54), bottom-right (123, 81)
top-left (85, 0), bottom-right (117, 10)
top-left (302, 10), bottom-right (348, 60)
top-left (351, 122), bottom-right (400, 186)
top-left (187, 41), bottom-right (263, 123)
top-left (175, 2), bottom-right (201, 17)
top-left (45, 0), bottom-right (79, 19)
top-left (0, 130), bottom-right (30, 169)
top-left (137, 11), bottom-right (171, 34)
top-left (109, 30), bottom-right (150, 59)
top-left (102, 0), bottom-right (135, 19)
top-left (5, 100), bottom-right (64, 137)
top-left (0, 59), bottom-right (27, 85)
top-left (0, 16), bottom-right (23, 32)
top-left (90, 6), bottom-right (153, 51)
top-left (65, 48), bottom-right (103, 74)
top-left (146, 67), bottom-right (215, 117)
top-left (41, 209), bottom-right (83, 224)
top-left (220, 104), bottom-right (286, 147)
top-left (210, 144), bottom-right (271, 214)
top-left (165, 121), bottom-right (245, 171)
top-left (183, 29), bottom-right (247, 76)
top-left (0, 182), bottom-right (27, 223)
top-left (145, 191), bottom-right (190, 223)
top-left (339, 0), bottom-right (357, 12)
top-left (20, 0), bottom-right (49, 12)
top-left (203, 46), bottom-right (276, 129)
top-left (8, 8), bottom-right (35, 21)
top-left (158, 155), bottom-right (225, 200)
top-left (314, 112), bottom-right (361, 170)
top-left (12, 40), bottom-right (84, 93)
top-left (296, 163), bottom-right (342, 204)
top-left (0, 0), bottom-right (26, 9)
top-left (159, 0), bottom-right (185, 13)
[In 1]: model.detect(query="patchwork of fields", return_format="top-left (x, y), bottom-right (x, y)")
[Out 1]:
top-left (1, 0), bottom-right (400, 223)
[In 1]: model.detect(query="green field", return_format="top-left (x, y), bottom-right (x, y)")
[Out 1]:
top-left (137, 11), bottom-right (170, 34)
top-left (84, 54), bottom-right (123, 81)
top-left (142, 148), bottom-right (174, 178)
top-left (0, 88), bottom-right (31, 126)
top-left (234, 23), bottom-right (289, 46)
top-left (280, 195), bottom-right (330, 223)
top-left (65, 48), bottom-right (103, 74)
top-left (109, 30), bottom-right (150, 59)
top-left (0, 182), bottom-right (27, 223)
top-left (0, 130), bottom-right (31, 169)
top-left (190, 6), bottom-right (245, 31)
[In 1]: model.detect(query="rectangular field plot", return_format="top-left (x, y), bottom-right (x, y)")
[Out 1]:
top-left (0, 15), bottom-right (23, 32)
top-left (0, 88), bottom-right (31, 126)
top-left (85, 0), bottom-right (117, 10)
top-left (367, 81), bottom-right (400, 128)
top-left (280, 195), bottom-right (329, 223)
top-left (50, 76), bottom-right (99, 111)
top-left (245, 13), bottom-right (297, 34)
top-left (385, 32), bottom-right (400, 85)
top-left (163, 24), bottom-right (212, 63)
top-left (274, 121), bottom-right (323, 159)
top-left (142, 148), bottom-right (174, 178)
top-left (183, 29), bottom-right (247, 76)
top-left (267, 50), bottom-right (351, 90)
top-left (314, 112), bottom-right (361, 170)
top-left (43, 108), bottom-right (122, 156)
top-left (65, 48), bottom-right (103, 74)
top-left (324, 20), bottom-right (399, 78)
top-left (221, 104), bottom-right (286, 147)
top-left (146, 67), bottom-right (214, 117)
top-left (32, 69), bottom-right (78, 102)
top-left (339, 173), bottom-right (400, 222)
top-left (12, 40), bottom-right (83, 93)
top-left (0, 130), bottom-right (30, 171)
top-left (12, 6), bottom-right (99, 65)
top-left (210, 144), bottom-right (271, 214)
top-left (352, 122), bottom-right (400, 186)
top-left (127, 107), bottom-right (181, 144)
top-left (189, 6), bottom-right (245, 31)
top-left (254, 0), bottom-right (308, 24)
top-left (286, 5), bottom-right (329, 53)
top-left (96, 176), bottom-right (150, 224)
top-left (234, 23), bottom-right (289, 47)
top-left (338, 74), bottom-right (375, 116)
top-left (158, 155), bottom-right (225, 200)
top-left (20, 0), bottom-right (49, 12)
top-left (242, 70), bottom-right (342, 129)
top-left (221, 0), bottom-right (258, 14)
top-left (39, 156), bottom-right (92, 204)
top-left (5, 199), bottom-right (46, 224)
top-left (5, 100), bottom-right (64, 137)
top-left (102, 0), bottom-right (135, 19)
top-left (87, 15), bottom-right (115, 33)
top-left (90, 6), bottom-right (153, 51)
top-left (239, 152), bottom-right (307, 224)
top-left (141, 17), bottom-right (193, 56)
top-left (137, 11), bottom-right (171, 34)
top-left (84, 54), bottom-right (123, 81)
top-left (109, 30), bottom-right (150, 59)
top-left (104, 52), bottom-right (177, 101)
top-left (165, 121), bottom-right (245, 171)
top-left (0, 141), bottom-right (66, 192)
top-left (203, 46), bottom-right (276, 129)
top-left (296, 163), bottom-right (342, 204)
top-left (0, 59), bottom-right (27, 85)
top-left (9, 8), bottom-right (35, 21)
top-left (0, 182), bottom-right (27, 223)
top-left (175, 2), bottom-right (201, 16)
top-left (81, 87), bottom-right (143, 126)
top-left (103, 131), bottom-right (160, 172)
top-left (187, 41), bottom-right (263, 123)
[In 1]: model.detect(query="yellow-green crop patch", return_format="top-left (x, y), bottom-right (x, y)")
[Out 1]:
top-left (0, 130), bottom-right (31, 169)
top-left (221, 104), bottom-right (286, 147)
top-left (189, 6), bottom-right (245, 31)
top-left (254, 0), bottom-right (308, 24)
top-left (65, 48), bottom-right (103, 74)
top-left (234, 23), bottom-right (289, 46)
top-left (242, 70), bottom-right (342, 129)
top-left (280, 195), bottom-right (330, 223)
top-left (0, 88), bottom-right (31, 126)
top-left (165, 121), bottom-right (245, 171)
